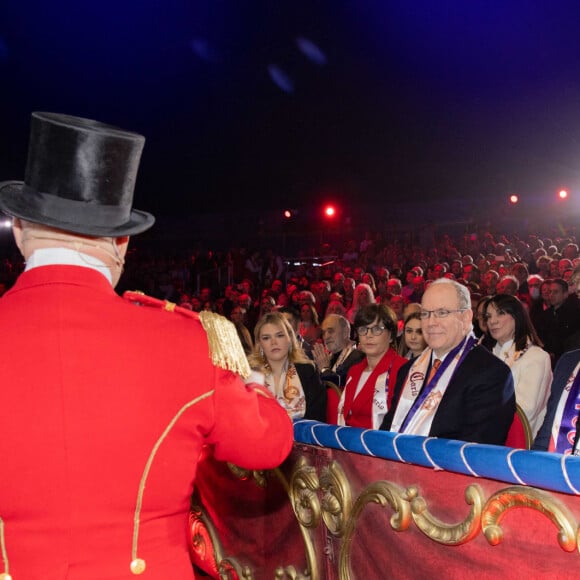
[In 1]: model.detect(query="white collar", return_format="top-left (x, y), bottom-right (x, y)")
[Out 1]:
top-left (493, 338), bottom-right (514, 358)
top-left (25, 247), bottom-right (113, 285)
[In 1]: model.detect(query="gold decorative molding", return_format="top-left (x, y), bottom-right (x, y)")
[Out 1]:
top-left (227, 459), bottom-right (318, 578)
top-left (189, 505), bottom-right (254, 579)
top-left (289, 456), bottom-right (322, 529)
top-left (482, 486), bottom-right (578, 552)
top-left (338, 481), bottom-right (411, 579)
top-left (319, 461), bottom-right (352, 537)
top-left (219, 558), bottom-right (254, 579)
top-left (198, 455), bottom-right (580, 580)
top-left (408, 484), bottom-right (484, 545)
top-left (274, 565), bottom-right (310, 579)
top-left (227, 463), bottom-right (268, 488)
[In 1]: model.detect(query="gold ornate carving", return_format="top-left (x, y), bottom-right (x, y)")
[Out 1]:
top-left (407, 484), bottom-right (484, 545)
top-left (274, 565), bottom-right (309, 579)
top-left (482, 486), bottom-right (578, 552)
top-left (219, 558), bottom-right (254, 579)
top-left (338, 481), bottom-right (411, 579)
top-left (289, 456), bottom-right (322, 529)
top-left (189, 504), bottom-right (254, 579)
top-left (199, 454), bottom-right (580, 580)
top-left (227, 464), bottom-right (268, 488)
top-left (319, 460), bottom-right (352, 537)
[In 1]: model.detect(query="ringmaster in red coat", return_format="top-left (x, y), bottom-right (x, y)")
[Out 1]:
top-left (0, 112), bottom-right (294, 579)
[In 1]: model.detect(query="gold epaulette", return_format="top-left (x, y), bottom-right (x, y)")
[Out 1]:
top-left (198, 310), bottom-right (251, 379)
top-left (122, 291), bottom-right (251, 378)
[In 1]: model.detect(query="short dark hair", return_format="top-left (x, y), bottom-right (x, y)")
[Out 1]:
top-left (354, 303), bottom-right (398, 337)
top-left (277, 305), bottom-right (300, 323)
top-left (550, 278), bottom-right (568, 292)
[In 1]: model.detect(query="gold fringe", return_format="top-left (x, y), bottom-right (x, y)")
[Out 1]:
top-left (199, 311), bottom-right (251, 379)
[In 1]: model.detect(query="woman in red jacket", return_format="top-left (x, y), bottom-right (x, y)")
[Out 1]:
top-left (338, 303), bottom-right (406, 429)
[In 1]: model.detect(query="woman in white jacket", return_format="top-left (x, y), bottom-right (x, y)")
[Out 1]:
top-left (484, 294), bottom-right (552, 438)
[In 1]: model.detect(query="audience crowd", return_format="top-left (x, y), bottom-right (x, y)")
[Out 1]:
top-left (1, 225), bottom-right (579, 450)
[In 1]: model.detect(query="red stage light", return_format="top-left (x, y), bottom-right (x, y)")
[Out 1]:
top-left (558, 189), bottom-right (568, 200)
top-left (509, 194), bottom-right (518, 204)
top-left (283, 209), bottom-right (292, 218)
top-left (324, 205), bottom-right (336, 218)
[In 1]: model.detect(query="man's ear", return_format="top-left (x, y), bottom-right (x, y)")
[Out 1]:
top-left (12, 218), bottom-right (24, 254)
top-left (115, 236), bottom-right (130, 259)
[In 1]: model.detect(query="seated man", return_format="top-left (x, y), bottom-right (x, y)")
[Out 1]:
top-left (380, 279), bottom-right (515, 444)
top-left (533, 349), bottom-right (580, 453)
top-left (538, 279), bottom-right (580, 365)
top-left (312, 314), bottom-right (365, 387)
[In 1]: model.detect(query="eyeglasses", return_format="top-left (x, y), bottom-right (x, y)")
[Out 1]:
top-left (357, 324), bottom-right (386, 337)
top-left (419, 308), bottom-right (466, 320)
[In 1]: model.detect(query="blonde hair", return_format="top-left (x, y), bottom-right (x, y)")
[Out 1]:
top-left (248, 312), bottom-right (311, 370)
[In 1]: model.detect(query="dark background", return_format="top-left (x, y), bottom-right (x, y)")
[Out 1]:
top-left (1, 0), bottom-right (580, 242)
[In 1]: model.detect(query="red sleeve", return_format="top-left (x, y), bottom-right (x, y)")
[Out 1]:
top-left (207, 368), bottom-right (294, 469)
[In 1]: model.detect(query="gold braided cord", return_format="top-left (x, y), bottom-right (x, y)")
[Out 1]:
top-left (131, 390), bottom-right (215, 572)
top-left (0, 518), bottom-right (9, 578)
top-left (199, 311), bottom-right (251, 379)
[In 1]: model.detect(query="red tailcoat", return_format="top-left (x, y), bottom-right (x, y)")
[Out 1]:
top-left (342, 348), bottom-right (406, 429)
top-left (0, 265), bottom-right (293, 579)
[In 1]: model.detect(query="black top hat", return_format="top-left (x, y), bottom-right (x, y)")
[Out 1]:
top-left (0, 112), bottom-right (155, 236)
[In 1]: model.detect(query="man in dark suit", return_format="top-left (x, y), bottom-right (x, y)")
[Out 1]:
top-left (312, 314), bottom-right (366, 388)
top-left (536, 278), bottom-right (580, 366)
top-left (533, 349), bottom-right (580, 452)
top-left (381, 278), bottom-right (515, 444)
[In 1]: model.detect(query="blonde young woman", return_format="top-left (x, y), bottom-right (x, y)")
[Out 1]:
top-left (248, 312), bottom-right (326, 421)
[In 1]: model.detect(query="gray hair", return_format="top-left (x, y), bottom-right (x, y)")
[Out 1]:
top-left (324, 313), bottom-right (351, 335)
top-left (428, 278), bottom-right (471, 310)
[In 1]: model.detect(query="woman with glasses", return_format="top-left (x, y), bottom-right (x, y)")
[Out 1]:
top-left (484, 294), bottom-right (552, 438)
top-left (337, 303), bottom-right (406, 429)
top-left (248, 312), bottom-right (326, 422)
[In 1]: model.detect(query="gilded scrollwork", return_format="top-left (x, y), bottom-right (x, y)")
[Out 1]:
top-left (407, 483), bottom-right (484, 545)
top-left (288, 456), bottom-right (322, 529)
top-left (338, 480), bottom-right (411, 580)
top-left (319, 460), bottom-right (352, 537)
top-left (189, 505), bottom-right (254, 579)
top-left (200, 455), bottom-right (580, 580)
top-left (481, 486), bottom-right (578, 552)
top-left (274, 565), bottom-right (310, 579)
top-left (227, 463), bottom-right (268, 488)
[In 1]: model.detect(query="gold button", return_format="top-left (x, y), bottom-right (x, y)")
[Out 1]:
top-left (130, 558), bottom-right (146, 575)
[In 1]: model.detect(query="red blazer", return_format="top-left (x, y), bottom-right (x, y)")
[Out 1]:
top-left (343, 348), bottom-right (406, 429)
top-left (0, 265), bottom-right (293, 579)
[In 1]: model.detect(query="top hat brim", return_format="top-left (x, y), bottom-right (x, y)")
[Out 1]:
top-left (0, 181), bottom-right (155, 237)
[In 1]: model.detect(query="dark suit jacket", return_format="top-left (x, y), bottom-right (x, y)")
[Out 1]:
top-left (295, 362), bottom-right (327, 422)
top-left (532, 349), bottom-right (580, 451)
top-left (380, 345), bottom-right (515, 445)
top-left (537, 298), bottom-right (580, 364)
top-left (321, 348), bottom-right (366, 388)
